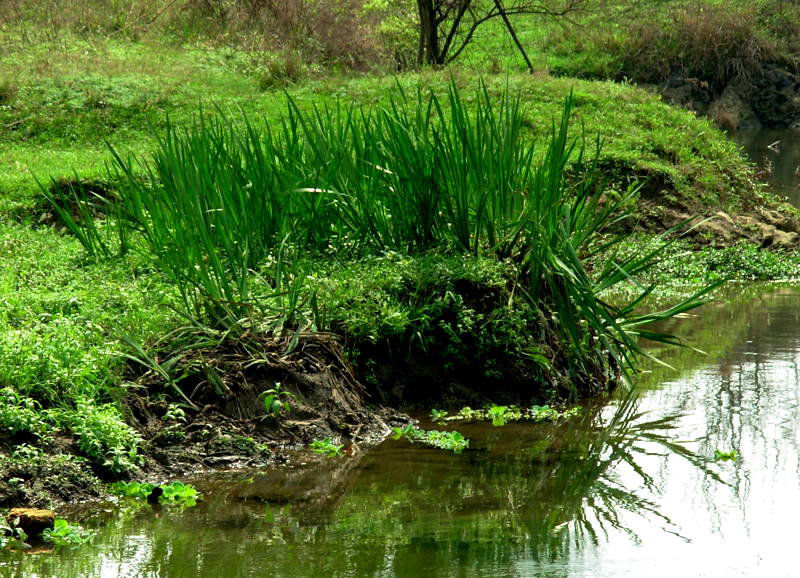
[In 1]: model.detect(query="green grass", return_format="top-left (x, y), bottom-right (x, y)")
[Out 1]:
top-left (0, 22), bottom-right (765, 222)
top-left (53, 80), bottom-right (723, 406)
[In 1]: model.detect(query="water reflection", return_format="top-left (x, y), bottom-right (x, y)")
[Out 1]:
top-left (4, 286), bottom-right (800, 577)
top-left (0, 397), bottom-right (717, 578)
top-left (732, 128), bottom-right (800, 206)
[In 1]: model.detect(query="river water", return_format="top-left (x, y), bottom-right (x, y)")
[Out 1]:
top-left (2, 284), bottom-right (800, 577)
top-left (733, 128), bottom-right (800, 205)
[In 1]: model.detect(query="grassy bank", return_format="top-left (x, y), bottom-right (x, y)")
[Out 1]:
top-left (1, 9), bottom-right (798, 507)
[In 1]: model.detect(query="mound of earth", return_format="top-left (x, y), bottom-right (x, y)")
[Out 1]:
top-left (126, 332), bottom-right (407, 477)
top-left (0, 333), bottom-right (408, 508)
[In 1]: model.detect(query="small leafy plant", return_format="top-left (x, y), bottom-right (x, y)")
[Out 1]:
top-left (0, 517), bottom-right (30, 550)
top-left (488, 404), bottom-right (508, 427)
top-left (430, 409), bottom-right (448, 422)
top-left (392, 425), bottom-right (469, 453)
top-left (0, 387), bottom-right (51, 439)
top-left (261, 383), bottom-right (295, 418)
top-left (163, 404), bottom-right (187, 423)
top-left (42, 519), bottom-right (95, 548)
top-left (445, 404), bottom-right (581, 424)
top-left (310, 437), bottom-right (344, 457)
top-left (713, 449), bottom-right (739, 462)
top-left (111, 481), bottom-right (202, 506)
top-left (58, 399), bottom-right (143, 475)
top-left (159, 481), bottom-right (200, 504)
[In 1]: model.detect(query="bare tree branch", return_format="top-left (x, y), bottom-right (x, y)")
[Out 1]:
top-left (419, 0), bottom-right (593, 66)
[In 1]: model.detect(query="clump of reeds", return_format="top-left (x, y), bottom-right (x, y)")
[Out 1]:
top-left (50, 80), bottom-right (716, 396)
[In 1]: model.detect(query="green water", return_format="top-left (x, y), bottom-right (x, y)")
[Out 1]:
top-left (4, 286), bottom-right (800, 577)
top-left (733, 128), bottom-right (800, 206)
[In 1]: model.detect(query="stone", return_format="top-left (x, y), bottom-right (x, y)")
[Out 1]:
top-left (6, 508), bottom-right (55, 536)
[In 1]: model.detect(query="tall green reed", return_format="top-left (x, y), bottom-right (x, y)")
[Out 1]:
top-left (55, 80), bottom-right (717, 394)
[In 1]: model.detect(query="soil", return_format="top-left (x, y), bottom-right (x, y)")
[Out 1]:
top-left (635, 198), bottom-right (800, 249)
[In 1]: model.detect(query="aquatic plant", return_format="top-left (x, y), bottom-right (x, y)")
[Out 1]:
top-left (713, 449), bottom-right (738, 462)
top-left (446, 404), bottom-right (582, 424)
top-left (488, 404), bottom-right (509, 427)
top-left (392, 425), bottom-right (469, 453)
top-left (159, 481), bottom-right (201, 503)
top-left (310, 437), bottom-right (345, 457)
top-left (111, 480), bottom-right (158, 499)
top-left (42, 519), bottom-right (95, 548)
top-left (0, 517), bottom-right (29, 550)
top-left (430, 408), bottom-right (448, 422)
top-left (110, 481), bottom-right (202, 506)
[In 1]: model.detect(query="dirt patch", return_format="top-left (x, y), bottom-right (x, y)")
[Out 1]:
top-left (634, 195), bottom-right (800, 249)
top-left (0, 437), bottom-right (104, 508)
top-left (126, 332), bottom-right (408, 475)
top-left (596, 155), bottom-right (800, 249)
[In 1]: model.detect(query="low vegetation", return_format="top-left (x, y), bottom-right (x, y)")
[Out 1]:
top-left (0, 0), bottom-right (798, 509)
top-left (391, 425), bottom-right (470, 453)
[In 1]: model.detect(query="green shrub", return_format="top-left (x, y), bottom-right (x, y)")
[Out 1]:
top-left (258, 52), bottom-right (305, 91)
top-left (0, 315), bottom-right (112, 404)
top-left (55, 399), bottom-right (143, 475)
top-left (0, 387), bottom-right (51, 438)
top-left (609, 3), bottom-right (773, 90)
top-left (0, 77), bottom-right (18, 104)
top-left (63, 81), bottom-right (716, 399)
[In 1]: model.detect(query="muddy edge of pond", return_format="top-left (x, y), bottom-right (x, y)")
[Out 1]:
top-left (0, 333), bottom-right (411, 509)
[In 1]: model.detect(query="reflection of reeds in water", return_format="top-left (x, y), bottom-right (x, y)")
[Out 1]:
top-left (34, 395), bottom-right (729, 577)
top-left (541, 392), bottom-right (726, 558)
top-left (263, 392), bottom-right (726, 569)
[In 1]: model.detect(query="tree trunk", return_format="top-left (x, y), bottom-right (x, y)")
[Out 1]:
top-left (417, 0), bottom-right (439, 65)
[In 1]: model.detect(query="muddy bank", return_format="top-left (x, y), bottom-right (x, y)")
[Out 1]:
top-left (636, 201), bottom-right (800, 250)
top-left (0, 333), bottom-right (408, 509)
top-left (660, 63), bottom-right (800, 130)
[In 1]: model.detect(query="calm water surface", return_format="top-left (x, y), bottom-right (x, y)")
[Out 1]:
top-left (3, 286), bottom-right (800, 577)
top-left (733, 128), bottom-right (800, 206)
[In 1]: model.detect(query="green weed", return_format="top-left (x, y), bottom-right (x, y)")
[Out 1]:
top-left (53, 399), bottom-right (143, 475)
top-left (261, 383), bottom-right (295, 419)
top-left (110, 480), bottom-right (201, 505)
top-left (42, 519), bottom-right (95, 548)
top-left (310, 437), bottom-right (345, 457)
top-left (0, 516), bottom-right (29, 550)
top-left (488, 404), bottom-right (509, 427)
top-left (0, 387), bottom-right (51, 439)
top-left (446, 404), bottom-right (582, 424)
top-left (713, 449), bottom-right (739, 462)
top-left (163, 403), bottom-right (187, 423)
top-left (392, 425), bottom-right (469, 453)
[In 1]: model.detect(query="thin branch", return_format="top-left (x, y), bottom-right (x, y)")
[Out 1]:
top-left (440, 1), bottom-right (474, 61)
top-left (494, 0), bottom-right (535, 72)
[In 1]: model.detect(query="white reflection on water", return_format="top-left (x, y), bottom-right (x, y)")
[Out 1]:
top-left (561, 290), bottom-right (800, 577)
